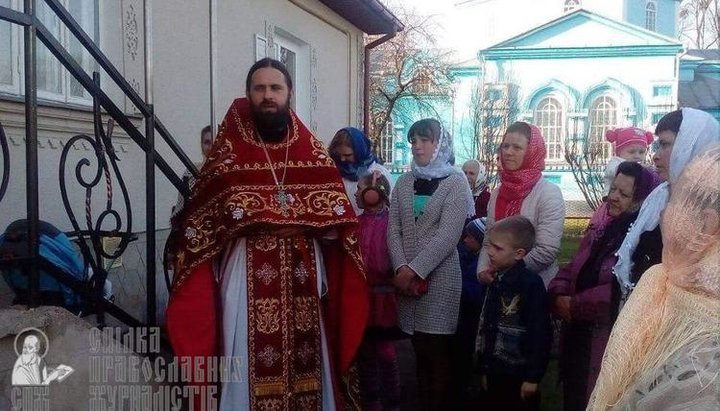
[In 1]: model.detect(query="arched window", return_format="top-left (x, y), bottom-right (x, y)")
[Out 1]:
top-left (588, 95), bottom-right (617, 159)
top-left (534, 97), bottom-right (565, 161)
top-left (645, 1), bottom-right (657, 31)
top-left (564, 0), bottom-right (581, 12)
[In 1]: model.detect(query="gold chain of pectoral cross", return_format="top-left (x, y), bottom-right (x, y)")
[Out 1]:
top-left (258, 131), bottom-right (292, 215)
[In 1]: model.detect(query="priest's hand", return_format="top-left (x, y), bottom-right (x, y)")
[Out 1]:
top-left (393, 265), bottom-right (417, 295)
top-left (520, 382), bottom-right (538, 401)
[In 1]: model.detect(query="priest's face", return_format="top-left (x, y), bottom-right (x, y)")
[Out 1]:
top-left (248, 67), bottom-right (292, 127)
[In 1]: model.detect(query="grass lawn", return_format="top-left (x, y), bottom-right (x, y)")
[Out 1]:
top-left (558, 219), bottom-right (586, 265)
top-left (541, 359), bottom-right (563, 410)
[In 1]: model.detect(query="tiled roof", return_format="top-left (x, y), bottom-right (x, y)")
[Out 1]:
top-left (319, 0), bottom-right (403, 35)
top-left (679, 73), bottom-right (720, 109)
top-left (684, 49), bottom-right (720, 61)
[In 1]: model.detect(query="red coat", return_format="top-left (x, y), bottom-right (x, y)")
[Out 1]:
top-left (473, 186), bottom-right (491, 219)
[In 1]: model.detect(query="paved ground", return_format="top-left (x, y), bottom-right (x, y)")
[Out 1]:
top-left (395, 338), bottom-right (563, 411)
top-left (396, 339), bottom-right (419, 411)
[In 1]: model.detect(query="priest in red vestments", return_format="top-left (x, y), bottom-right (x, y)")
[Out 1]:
top-left (166, 58), bottom-right (369, 411)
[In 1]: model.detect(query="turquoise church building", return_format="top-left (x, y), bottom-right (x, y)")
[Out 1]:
top-left (381, 1), bottom-right (685, 215)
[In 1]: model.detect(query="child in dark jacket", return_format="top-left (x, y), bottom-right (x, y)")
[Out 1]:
top-left (450, 218), bottom-right (487, 408)
top-left (478, 216), bottom-right (552, 411)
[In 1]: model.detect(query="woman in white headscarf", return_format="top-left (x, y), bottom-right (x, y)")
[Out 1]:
top-left (461, 159), bottom-right (491, 218)
top-left (589, 146), bottom-right (720, 410)
top-left (387, 118), bottom-right (473, 410)
top-left (613, 108), bottom-right (720, 300)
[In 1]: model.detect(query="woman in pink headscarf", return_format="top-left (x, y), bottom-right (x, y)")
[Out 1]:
top-left (477, 121), bottom-right (566, 287)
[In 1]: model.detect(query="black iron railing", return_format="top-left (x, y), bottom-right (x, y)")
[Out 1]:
top-left (0, 0), bottom-right (196, 331)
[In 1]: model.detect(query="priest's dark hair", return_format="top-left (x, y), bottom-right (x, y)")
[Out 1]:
top-left (245, 58), bottom-right (294, 93)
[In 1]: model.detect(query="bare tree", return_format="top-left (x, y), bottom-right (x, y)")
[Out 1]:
top-left (679, 0), bottom-right (720, 49)
top-left (367, 4), bottom-right (454, 147)
top-left (470, 80), bottom-right (521, 189)
top-left (563, 120), bottom-right (607, 211)
top-left (564, 102), bottom-right (678, 211)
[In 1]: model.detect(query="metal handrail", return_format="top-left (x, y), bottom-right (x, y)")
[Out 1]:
top-left (0, 0), bottom-right (197, 331)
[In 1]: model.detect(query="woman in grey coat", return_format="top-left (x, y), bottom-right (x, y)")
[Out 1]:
top-left (477, 121), bottom-right (565, 288)
top-left (387, 118), bottom-right (473, 411)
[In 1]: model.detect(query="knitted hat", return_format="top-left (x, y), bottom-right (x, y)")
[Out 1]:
top-left (605, 127), bottom-right (654, 155)
top-left (464, 217), bottom-right (487, 243)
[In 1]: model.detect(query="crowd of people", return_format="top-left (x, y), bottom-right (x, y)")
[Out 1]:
top-left (163, 58), bottom-right (720, 411)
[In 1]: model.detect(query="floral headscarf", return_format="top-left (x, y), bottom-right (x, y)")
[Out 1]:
top-left (613, 108), bottom-right (720, 296)
top-left (331, 127), bottom-right (380, 182)
top-left (495, 123), bottom-right (546, 219)
top-left (410, 124), bottom-right (459, 180)
top-left (410, 122), bottom-right (474, 216)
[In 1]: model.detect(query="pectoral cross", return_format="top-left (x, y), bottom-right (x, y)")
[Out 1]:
top-left (276, 189), bottom-right (292, 217)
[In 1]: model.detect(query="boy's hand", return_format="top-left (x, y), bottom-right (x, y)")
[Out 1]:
top-left (477, 269), bottom-right (496, 285)
top-left (520, 382), bottom-right (538, 400)
top-left (480, 375), bottom-right (488, 391)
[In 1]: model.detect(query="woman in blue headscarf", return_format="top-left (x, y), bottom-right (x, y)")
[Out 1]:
top-left (329, 127), bottom-right (392, 215)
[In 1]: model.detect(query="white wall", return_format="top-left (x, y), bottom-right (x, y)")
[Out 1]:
top-left (152, 0), bottom-right (212, 229)
top-left (214, 0), bottom-right (363, 144)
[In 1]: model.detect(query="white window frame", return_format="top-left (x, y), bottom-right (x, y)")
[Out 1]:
top-left (273, 28), bottom-right (310, 123)
top-left (380, 119), bottom-right (394, 164)
top-left (65, 0), bottom-right (99, 105)
top-left (534, 96), bottom-right (565, 162)
top-left (652, 85), bottom-right (671, 97)
top-left (35, 0), bottom-right (65, 102)
top-left (0, 0), bottom-right (21, 95)
top-left (588, 95), bottom-right (618, 160)
top-left (0, 0), bottom-right (99, 105)
top-left (645, 1), bottom-right (657, 32)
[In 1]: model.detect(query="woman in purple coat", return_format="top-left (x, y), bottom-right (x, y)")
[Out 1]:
top-left (548, 162), bottom-right (659, 411)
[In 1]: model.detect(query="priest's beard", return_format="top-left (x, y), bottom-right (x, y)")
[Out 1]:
top-left (252, 100), bottom-right (291, 143)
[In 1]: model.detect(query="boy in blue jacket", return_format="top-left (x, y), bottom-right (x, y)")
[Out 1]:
top-left (478, 216), bottom-right (551, 411)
